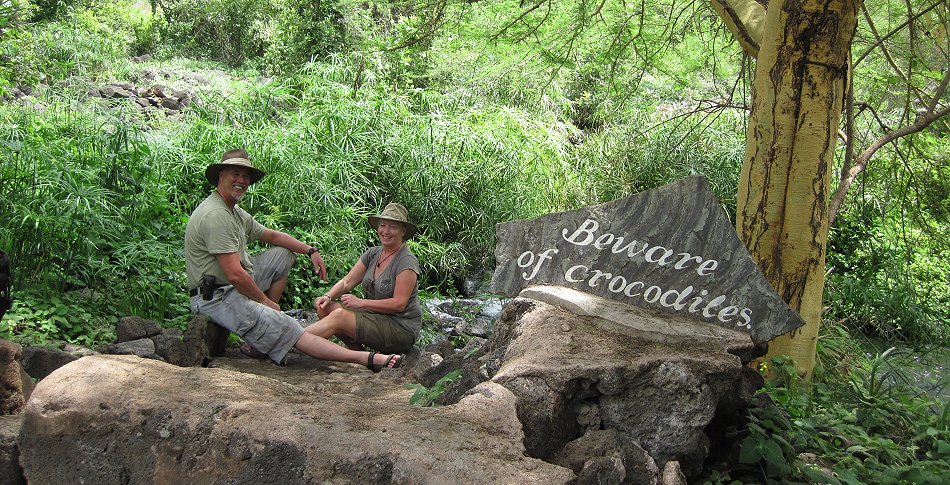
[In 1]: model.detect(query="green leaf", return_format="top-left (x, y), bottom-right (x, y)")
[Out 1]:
top-left (801, 466), bottom-right (841, 485)
top-left (738, 439), bottom-right (762, 464)
top-left (761, 440), bottom-right (787, 465)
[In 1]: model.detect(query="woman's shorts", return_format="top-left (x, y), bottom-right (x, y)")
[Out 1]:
top-left (354, 311), bottom-right (415, 353)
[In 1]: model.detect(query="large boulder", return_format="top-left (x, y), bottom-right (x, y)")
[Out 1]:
top-left (16, 288), bottom-right (764, 483)
top-left (476, 287), bottom-right (761, 477)
top-left (18, 355), bottom-right (574, 484)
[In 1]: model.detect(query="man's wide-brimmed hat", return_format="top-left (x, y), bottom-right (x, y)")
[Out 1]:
top-left (368, 203), bottom-right (417, 239)
top-left (205, 148), bottom-right (267, 186)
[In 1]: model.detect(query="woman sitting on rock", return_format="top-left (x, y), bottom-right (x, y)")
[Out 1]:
top-left (306, 203), bottom-right (422, 372)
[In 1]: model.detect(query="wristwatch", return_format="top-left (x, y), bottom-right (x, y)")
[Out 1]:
top-left (307, 247), bottom-right (318, 257)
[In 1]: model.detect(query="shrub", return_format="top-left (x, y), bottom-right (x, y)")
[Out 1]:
top-left (260, 0), bottom-right (348, 74)
top-left (158, 0), bottom-right (275, 66)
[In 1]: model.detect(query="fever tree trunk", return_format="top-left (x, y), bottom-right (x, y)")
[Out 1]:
top-left (736, 0), bottom-right (860, 378)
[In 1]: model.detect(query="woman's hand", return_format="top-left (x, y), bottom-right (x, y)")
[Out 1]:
top-left (340, 294), bottom-right (363, 309)
top-left (314, 295), bottom-right (332, 310)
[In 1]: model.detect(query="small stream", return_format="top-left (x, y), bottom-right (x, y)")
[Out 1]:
top-left (863, 341), bottom-right (949, 401)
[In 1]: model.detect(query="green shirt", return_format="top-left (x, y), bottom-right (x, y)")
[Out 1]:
top-left (359, 245), bottom-right (422, 338)
top-left (184, 191), bottom-right (265, 290)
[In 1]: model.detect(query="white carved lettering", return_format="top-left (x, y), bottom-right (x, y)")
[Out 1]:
top-left (565, 265), bottom-right (588, 282)
top-left (643, 286), bottom-right (663, 303)
top-left (589, 269), bottom-right (612, 287)
top-left (659, 286), bottom-right (694, 310)
top-left (518, 249), bottom-right (558, 281)
top-left (593, 233), bottom-right (615, 250)
top-left (701, 295), bottom-right (727, 317)
top-left (717, 305), bottom-right (740, 323)
top-left (562, 219), bottom-right (598, 246)
top-left (608, 275), bottom-right (627, 293)
top-left (624, 281), bottom-right (645, 297)
top-left (644, 246), bottom-right (676, 265)
top-left (696, 259), bottom-right (719, 276)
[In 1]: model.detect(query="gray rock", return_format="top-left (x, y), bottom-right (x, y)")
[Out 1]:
top-left (102, 86), bottom-right (132, 98)
top-left (106, 338), bottom-right (158, 359)
top-left (151, 332), bottom-right (200, 367)
top-left (19, 346), bottom-right (78, 381)
top-left (491, 176), bottom-right (805, 344)
top-left (160, 97), bottom-right (181, 110)
top-left (0, 415), bottom-right (25, 484)
top-left (454, 315), bottom-right (492, 338)
top-left (485, 295), bottom-right (759, 477)
top-left (659, 461), bottom-right (686, 485)
top-left (577, 456), bottom-right (625, 485)
top-left (18, 356), bottom-right (574, 484)
top-left (553, 429), bottom-right (658, 485)
top-left (182, 314), bottom-right (229, 363)
top-left (182, 72), bottom-right (210, 84)
top-left (62, 344), bottom-right (97, 357)
top-left (429, 309), bottom-right (464, 331)
top-left (149, 84), bottom-right (169, 98)
top-left (115, 316), bottom-right (162, 343)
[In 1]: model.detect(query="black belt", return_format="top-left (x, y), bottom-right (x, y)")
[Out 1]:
top-left (188, 285), bottom-right (227, 297)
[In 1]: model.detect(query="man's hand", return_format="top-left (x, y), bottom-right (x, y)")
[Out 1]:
top-left (309, 250), bottom-right (327, 281)
top-left (258, 230), bottom-right (328, 281)
top-left (263, 297), bottom-right (281, 311)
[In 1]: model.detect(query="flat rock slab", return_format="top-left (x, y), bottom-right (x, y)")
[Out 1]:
top-left (19, 355), bottom-right (573, 484)
top-left (492, 176), bottom-right (805, 343)
top-left (521, 285), bottom-right (753, 347)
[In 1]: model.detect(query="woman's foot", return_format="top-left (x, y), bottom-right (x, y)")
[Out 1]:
top-left (365, 352), bottom-right (404, 373)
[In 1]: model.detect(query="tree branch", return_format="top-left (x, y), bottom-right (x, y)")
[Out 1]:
top-left (829, 104), bottom-right (950, 223)
top-left (853, 0), bottom-right (944, 66)
top-left (707, 0), bottom-right (767, 58)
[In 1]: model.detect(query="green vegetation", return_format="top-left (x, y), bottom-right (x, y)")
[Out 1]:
top-left (0, 0), bottom-right (946, 482)
top-left (407, 368), bottom-right (461, 407)
top-left (708, 342), bottom-right (949, 484)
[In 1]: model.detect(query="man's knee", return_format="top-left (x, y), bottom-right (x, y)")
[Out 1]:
top-left (273, 247), bottom-right (295, 273)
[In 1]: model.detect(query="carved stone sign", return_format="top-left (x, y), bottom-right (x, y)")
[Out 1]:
top-left (492, 176), bottom-right (806, 344)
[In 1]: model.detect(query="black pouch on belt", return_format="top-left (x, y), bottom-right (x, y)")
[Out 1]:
top-left (202, 274), bottom-right (216, 300)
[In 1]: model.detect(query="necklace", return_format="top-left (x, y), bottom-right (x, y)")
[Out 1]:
top-left (376, 245), bottom-right (401, 268)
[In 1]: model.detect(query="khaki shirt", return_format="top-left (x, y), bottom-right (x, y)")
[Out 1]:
top-left (184, 191), bottom-right (265, 290)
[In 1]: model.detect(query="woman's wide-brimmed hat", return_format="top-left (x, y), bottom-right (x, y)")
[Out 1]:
top-left (368, 203), bottom-right (418, 239)
top-left (205, 148), bottom-right (267, 186)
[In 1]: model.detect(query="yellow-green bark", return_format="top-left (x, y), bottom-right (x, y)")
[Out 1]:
top-left (733, 0), bottom-right (860, 378)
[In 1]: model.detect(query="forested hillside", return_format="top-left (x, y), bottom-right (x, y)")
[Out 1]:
top-left (0, 0), bottom-right (947, 481)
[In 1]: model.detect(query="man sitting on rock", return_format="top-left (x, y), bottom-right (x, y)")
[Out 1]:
top-left (185, 148), bottom-right (404, 370)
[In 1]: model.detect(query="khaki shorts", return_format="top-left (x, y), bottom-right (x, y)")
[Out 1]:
top-left (355, 311), bottom-right (415, 353)
top-left (190, 247), bottom-right (302, 364)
